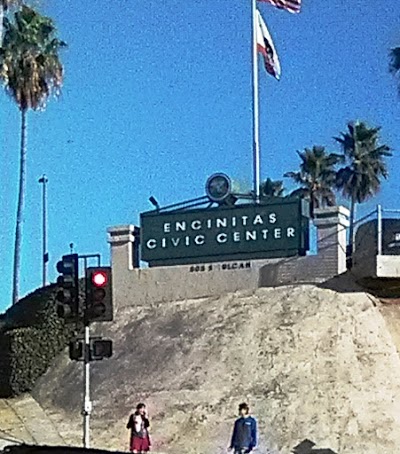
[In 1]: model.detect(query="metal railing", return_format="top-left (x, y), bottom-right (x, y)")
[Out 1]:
top-left (353, 205), bottom-right (400, 256)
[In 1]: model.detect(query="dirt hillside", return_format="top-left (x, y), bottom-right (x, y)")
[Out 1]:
top-left (32, 285), bottom-right (400, 454)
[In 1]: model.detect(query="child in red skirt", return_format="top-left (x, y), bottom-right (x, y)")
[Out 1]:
top-left (127, 403), bottom-right (151, 453)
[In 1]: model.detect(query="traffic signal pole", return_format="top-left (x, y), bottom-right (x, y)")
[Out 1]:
top-left (83, 323), bottom-right (91, 448)
top-left (56, 252), bottom-right (112, 450)
top-left (81, 254), bottom-right (100, 448)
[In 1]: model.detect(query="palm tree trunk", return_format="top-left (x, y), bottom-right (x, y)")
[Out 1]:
top-left (12, 108), bottom-right (27, 305)
top-left (348, 196), bottom-right (356, 256)
top-left (0, 4), bottom-right (4, 47)
top-left (309, 189), bottom-right (315, 218)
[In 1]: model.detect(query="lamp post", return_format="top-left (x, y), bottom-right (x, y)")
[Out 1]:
top-left (38, 175), bottom-right (48, 287)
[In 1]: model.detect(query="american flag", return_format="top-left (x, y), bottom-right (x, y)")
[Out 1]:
top-left (258, 0), bottom-right (301, 14)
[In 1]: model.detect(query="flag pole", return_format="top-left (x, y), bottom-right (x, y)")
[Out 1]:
top-left (251, 0), bottom-right (261, 202)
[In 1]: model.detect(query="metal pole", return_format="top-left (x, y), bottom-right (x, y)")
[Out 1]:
top-left (79, 253), bottom-right (101, 447)
top-left (377, 204), bottom-right (383, 255)
top-left (251, 0), bottom-right (261, 202)
top-left (38, 175), bottom-right (48, 287)
top-left (83, 324), bottom-right (91, 448)
top-left (83, 256), bottom-right (91, 448)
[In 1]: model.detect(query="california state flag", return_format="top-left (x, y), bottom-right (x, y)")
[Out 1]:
top-left (256, 10), bottom-right (281, 80)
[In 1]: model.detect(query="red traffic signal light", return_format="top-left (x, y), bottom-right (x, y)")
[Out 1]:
top-left (92, 271), bottom-right (108, 287)
top-left (85, 267), bottom-right (113, 323)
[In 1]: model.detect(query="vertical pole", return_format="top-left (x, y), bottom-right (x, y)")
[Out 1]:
top-left (43, 176), bottom-right (48, 286)
top-left (38, 175), bottom-right (48, 287)
top-left (83, 256), bottom-right (91, 448)
top-left (377, 204), bottom-right (383, 256)
top-left (83, 324), bottom-right (91, 448)
top-left (251, 0), bottom-right (261, 202)
top-left (0, 5), bottom-right (4, 50)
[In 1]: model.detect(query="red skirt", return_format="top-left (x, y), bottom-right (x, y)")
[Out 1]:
top-left (130, 435), bottom-right (151, 452)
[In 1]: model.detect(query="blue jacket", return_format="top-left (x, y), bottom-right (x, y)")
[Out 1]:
top-left (230, 416), bottom-right (257, 450)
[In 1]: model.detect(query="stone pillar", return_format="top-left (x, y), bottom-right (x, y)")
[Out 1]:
top-left (313, 206), bottom-right (350, 275)
top-left (107, 225), bottom-right (140, 272)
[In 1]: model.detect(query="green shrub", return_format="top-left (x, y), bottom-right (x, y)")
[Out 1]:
top-left (0, 285), bottom-right (76, 397)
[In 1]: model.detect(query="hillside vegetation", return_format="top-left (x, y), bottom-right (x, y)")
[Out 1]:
top-left (0, 285), bottom-right (73, 397)
top-left (32, 285), bottom-right (400, 454)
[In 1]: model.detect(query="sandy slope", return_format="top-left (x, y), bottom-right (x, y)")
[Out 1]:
top-left (31, 285), bottom-right (400, 454)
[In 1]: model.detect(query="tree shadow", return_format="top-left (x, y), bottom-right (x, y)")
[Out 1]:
top-left (292, 438), bottom-right (337, 454)
top-left (318, 271), bottom-right (365, 294)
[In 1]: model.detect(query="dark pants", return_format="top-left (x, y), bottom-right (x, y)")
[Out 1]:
top-left (234, 449), bottom-right (251, 454)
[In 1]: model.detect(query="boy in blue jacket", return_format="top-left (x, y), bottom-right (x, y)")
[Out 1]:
top-left (229, 402), bottom-right (257, 453)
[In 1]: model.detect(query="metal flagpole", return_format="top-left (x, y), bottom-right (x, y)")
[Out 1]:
top-left (251, 0), bottom-right (261, 202)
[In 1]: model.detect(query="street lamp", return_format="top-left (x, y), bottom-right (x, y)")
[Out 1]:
top-left (38, 175), bottom-right (49, 287)
top-left (149, 196), bottom-right (160, 211)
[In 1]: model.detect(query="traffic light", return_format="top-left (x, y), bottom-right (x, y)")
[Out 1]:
top-left (85, 267), bottom-right (113, 323)
top-left (56, 254), bottom-right (79, 321)
top-left (68, 338), bottom-right (113, 361)
top-left (90, 339), bottom-right (113, 360)
top-left (69, 339), bottom-right (84, 361)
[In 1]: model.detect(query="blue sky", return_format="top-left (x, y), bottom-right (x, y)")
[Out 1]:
top-left (1, 0), bottom-right (399, 311)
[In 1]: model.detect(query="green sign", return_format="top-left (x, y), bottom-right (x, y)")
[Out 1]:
top-left (140, 198), bottom-right (309, 266)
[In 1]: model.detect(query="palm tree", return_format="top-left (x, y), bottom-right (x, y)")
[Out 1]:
top-left (389, 46), bottom-right (400, 93)
top-left (0, 0), bottom-right (20, 45)
top-left (260, 178), bottom-right (285, 198)
top-left (335, 121), bottom-right (392, 255)
top-left (284, 146), bottom-right (342, 216)
top-left (0, 5), bottom-right (65, 304)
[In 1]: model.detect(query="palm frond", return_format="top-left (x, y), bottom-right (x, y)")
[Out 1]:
top-left (390, 47), bottom-right (400, 75)
top-left (285, 145), bottom-right (342, 215)
top-left (0, 5), bottom-right (66, 111)
top-left (261, 178), bottom-right (285, 197)
top-left (1, 0), bottom-right (21, 11)
top-left (289, 187), bottom-right (309, 199)
top-left (335, 121), bottom-right (391, 204)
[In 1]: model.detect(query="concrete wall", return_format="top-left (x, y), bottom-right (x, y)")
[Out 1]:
top-left (108, 206), bottom-right (350, 310)
top-left (111, 259), bottom-right (278, 309)
top-left (259, 255), bottom-right (341, 287)
top-left (314, 206), bottom-right (349, 275)
top-left (377, 256), bottom-right (400, 278)
top-left (259, 206), bottom-right (350, 287)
